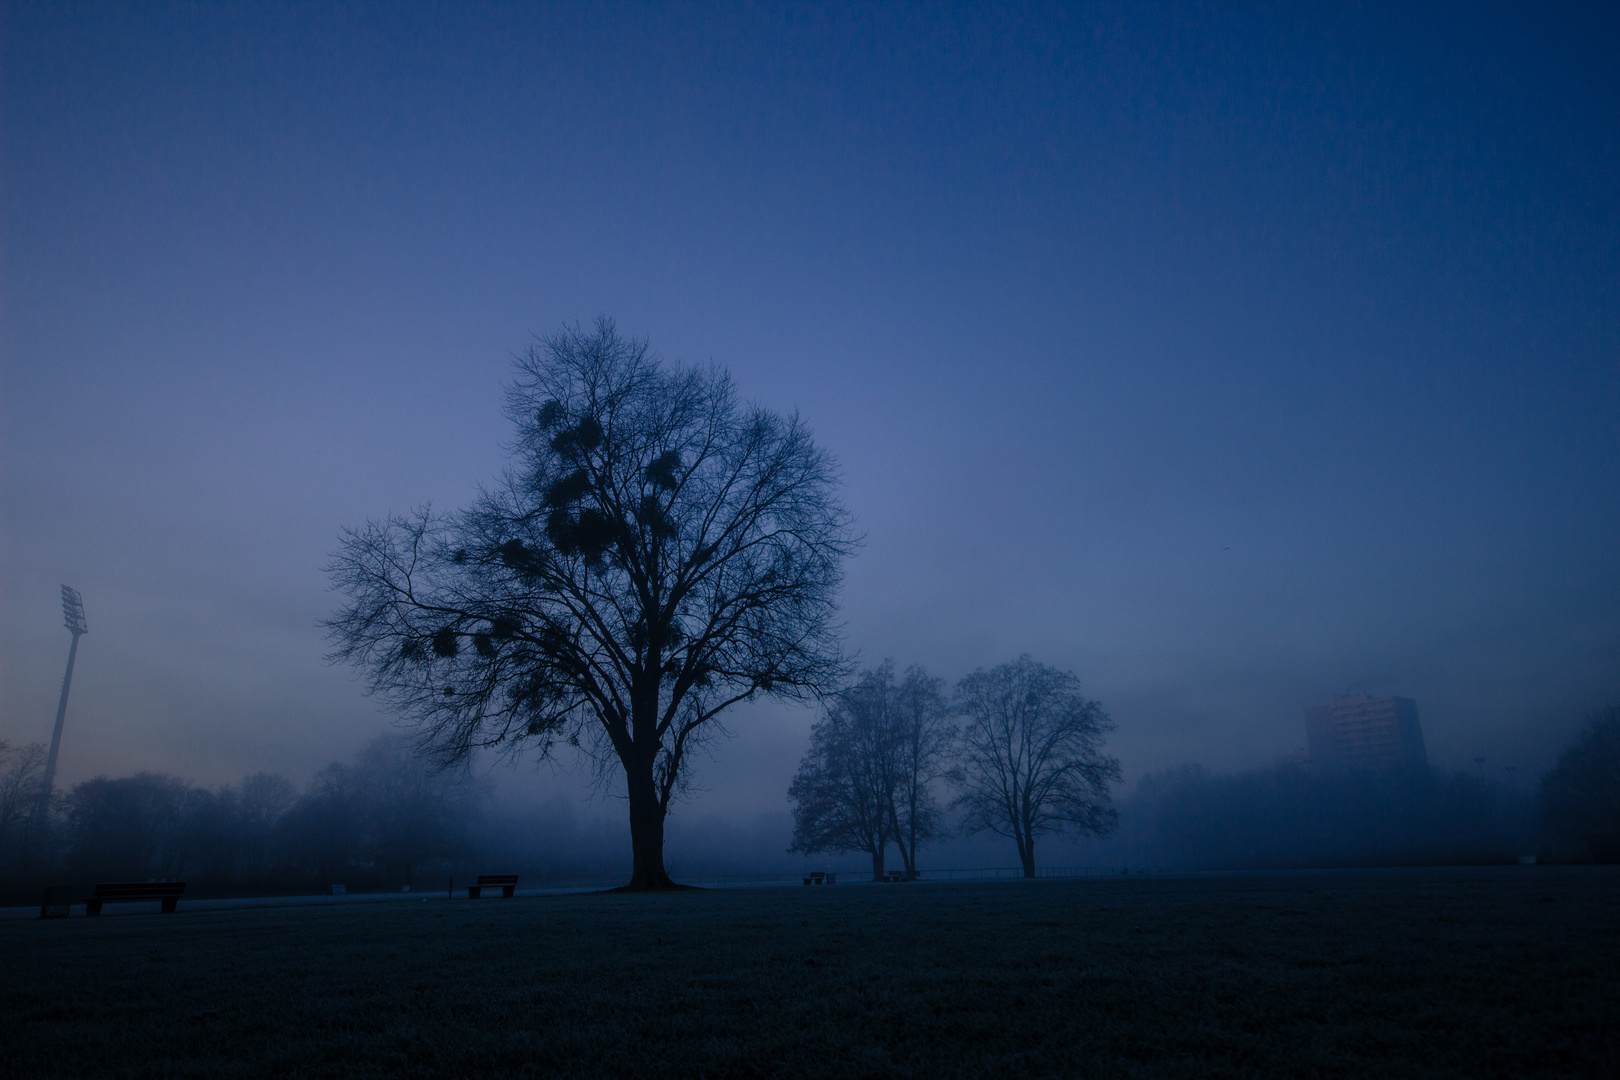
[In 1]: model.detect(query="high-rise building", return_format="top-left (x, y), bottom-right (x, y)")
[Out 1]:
top-left (1304, 695), bottom-right (1427, 771)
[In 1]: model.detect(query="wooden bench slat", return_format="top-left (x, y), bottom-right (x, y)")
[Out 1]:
top-left (93, 883), bottom-right (186, 896)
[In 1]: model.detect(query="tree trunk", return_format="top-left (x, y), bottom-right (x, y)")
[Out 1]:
top-left (900, 831), bottom-right (917, 880)
top-left (888, 804), bottom-right (916, 880)
top-left (1020, 833), bottom-right (1036, 879)
top-left (622, 758), bottom-right (678, 890)
top-left (870, 845), bottom-right (886, 882)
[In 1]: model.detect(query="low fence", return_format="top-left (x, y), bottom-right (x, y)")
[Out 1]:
top-left (679, 865), bottom-right (1154, 888)
top-left (919, 865), bottom-right (1152, 882)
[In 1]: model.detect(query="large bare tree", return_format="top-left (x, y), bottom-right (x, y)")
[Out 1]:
top-left (0, 741), bottom-right (47, 864)
top-left (952, 656), bottom-right (1120, 877)
top-left (327, 320), bottom-right (854, 889)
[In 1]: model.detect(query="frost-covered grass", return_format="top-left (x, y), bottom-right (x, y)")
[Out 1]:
top-left (3, 868), bottom-right (1615, 1078)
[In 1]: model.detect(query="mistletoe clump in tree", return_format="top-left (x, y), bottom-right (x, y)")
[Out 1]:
top-left (327, 319), bottom-right (855, 889)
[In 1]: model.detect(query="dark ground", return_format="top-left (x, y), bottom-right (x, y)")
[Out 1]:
top-left (2, 867), bottom-right (1616, 1078)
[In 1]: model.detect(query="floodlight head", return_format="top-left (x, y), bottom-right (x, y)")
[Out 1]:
top-left (61, 585), bottom-right (87, 636)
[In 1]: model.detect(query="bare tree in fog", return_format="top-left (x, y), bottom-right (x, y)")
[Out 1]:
top-left (273, 734), bottom-right (487, 887)
top-left (789, 667), bottom-right (899, 880)
top-left (63, 773), bottom-right (194, 881)
top-left (0, 741), bottom-right (47, 861)
top-left (237, 772), bottom-right (297, 877)
top-left (1540, 704), bottom-right (1620, 862)
top-left (275, 763), bottom-right (365, 884)
top-left (184, 784), bottom-right (247, 881)
top-left (328, 320), bottom-right (855, 889)
top-left (355, 734), bottom-right (489, 885)
top-left (886, 665), bottom-right (953, 878)
top-left (952, 656), bottom-right (1120, 878)
top-left (788, 662), bottom-right (952, 879)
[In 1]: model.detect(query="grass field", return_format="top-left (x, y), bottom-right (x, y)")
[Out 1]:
top-left (3, 867), bottom-right (1616, 1078)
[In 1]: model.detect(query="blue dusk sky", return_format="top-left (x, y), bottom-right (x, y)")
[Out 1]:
top-left (3, 2), bottom-right (1616, 815)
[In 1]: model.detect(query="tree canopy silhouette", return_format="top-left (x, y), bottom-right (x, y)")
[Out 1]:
top-left (327, 320), bottom-right (855, 888)
top-left (951, 656), bottom-right (1120, 877)
top-left (788, 666), bottom-right (900, 881)
top-left (788, 662), bottom-right (951, 880)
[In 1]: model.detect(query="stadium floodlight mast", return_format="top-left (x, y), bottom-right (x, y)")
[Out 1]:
top-left (37, 585), bottom-right (88, 820)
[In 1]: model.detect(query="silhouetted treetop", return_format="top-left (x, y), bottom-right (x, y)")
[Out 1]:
top-left (951, 656), bottom-right (1120, 878)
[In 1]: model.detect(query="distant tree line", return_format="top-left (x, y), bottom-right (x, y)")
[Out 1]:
top-left (0, 734), bottom-right (487, 902)
top-left (1120, 761), bottom-right (1526, 870)
top-left (1097, 703), bottom-right (1620, 870)
top-left (1539, 704), bottom-right (1620, 862)
top-left (789, 656), bottom-right (1122, 879)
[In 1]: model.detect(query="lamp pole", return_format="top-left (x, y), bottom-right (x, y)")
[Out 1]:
top-left (37, 586), bottom-right (88, 822)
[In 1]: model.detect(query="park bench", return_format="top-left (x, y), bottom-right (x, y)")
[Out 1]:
top-left (884, 870), bottom-right (905, 883)
top-left (802, 872), bottom-right (837, 886)
top-left (466, 874), bottom-right (518, 898)
top-left (85, 881), bottom-right (186, 915)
